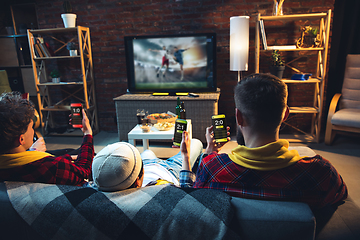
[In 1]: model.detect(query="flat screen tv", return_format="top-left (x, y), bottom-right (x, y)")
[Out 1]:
top-left (124, 33), bottom-right (217, 94)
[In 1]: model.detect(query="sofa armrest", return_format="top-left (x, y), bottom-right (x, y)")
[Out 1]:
top-left (230, 197), bottom-right (315, 240)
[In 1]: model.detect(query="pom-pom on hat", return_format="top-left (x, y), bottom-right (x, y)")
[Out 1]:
top-left (92, 142), bottom-right (142, 191)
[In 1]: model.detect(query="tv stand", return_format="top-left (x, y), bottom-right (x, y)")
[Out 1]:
top-left (114, 91), bottom-right (220, 143)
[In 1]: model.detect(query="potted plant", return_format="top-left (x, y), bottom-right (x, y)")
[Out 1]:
top-left (50, 70), bottom-right (61, 83)
top-left (61, 1), bottom-right (76, 28)
top-left (269, 50), bottom-right (285, 79)
top-left (304, 26), bottom-right (319, 47)
top-left (67, 42), bottom-right (77, 56)
top-left (296, 26), bottom-right (320, 48)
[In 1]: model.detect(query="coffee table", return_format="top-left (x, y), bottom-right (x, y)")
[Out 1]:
top-left (128, 120), bottom-right (192, 150)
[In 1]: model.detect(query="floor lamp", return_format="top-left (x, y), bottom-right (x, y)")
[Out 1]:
top-left (230, 16), bottom-right (250, 82)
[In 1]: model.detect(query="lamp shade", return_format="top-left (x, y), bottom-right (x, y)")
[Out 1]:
top-left (230, 16), bottom-right (250, 71)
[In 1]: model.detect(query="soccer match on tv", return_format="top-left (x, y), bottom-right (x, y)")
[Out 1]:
top-left (130, 35), bottom-right (214, 91)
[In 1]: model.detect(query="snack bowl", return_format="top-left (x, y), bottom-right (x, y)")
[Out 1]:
top-left (154, 122), bottom-right (174, 131)
top-left (147, 113), bottom-right (177, 124)
top-left (140, 124), bottom-right (152, 133)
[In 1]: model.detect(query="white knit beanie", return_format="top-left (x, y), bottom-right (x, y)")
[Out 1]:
top-left (92, 142), bottom-right (142, 191)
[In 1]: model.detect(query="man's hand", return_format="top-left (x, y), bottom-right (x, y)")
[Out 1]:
top-left (204, 126), bottom-right (230, 155)
top-left (180, 131), bottom-right (191, 171)
top-left (81, 109), bottom-right (92, 136)
top-left (30, 137), bottom-right (47, 152)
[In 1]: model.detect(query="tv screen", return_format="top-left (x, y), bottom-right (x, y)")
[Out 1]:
top-left (124, 33), bottom-right (217, 94)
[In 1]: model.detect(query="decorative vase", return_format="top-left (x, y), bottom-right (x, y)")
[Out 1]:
top-left (270, 66), bottom-right (285, 79)
top-left (304, 36), bottom-right (316, 48)
top-left (69, 50), bottom-right (77, 56)
top-left (52, 77), bottom-right (60, 83)
top-left (61, 13), bottom-right (77, 28)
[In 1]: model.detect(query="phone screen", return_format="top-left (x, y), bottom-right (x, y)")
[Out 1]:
top-left (173, 119), bottom-right (187, 146)
top-left (212, 114), bottom-right (228, 143)
top-left (71, 103), bottom-right (83, 128)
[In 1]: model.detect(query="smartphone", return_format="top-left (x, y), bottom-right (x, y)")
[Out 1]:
top-left (70, 103), bottom-right (83, 128)
top-left (173, 119), bottom-right (187, 146)
top-left (212, 114), bottom-right (228, 143)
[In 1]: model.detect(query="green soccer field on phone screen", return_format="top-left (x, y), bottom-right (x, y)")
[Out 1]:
top-left (212, 114), bottom-right (228, 143)
top-left (173, 119), bottom-right (187, 146)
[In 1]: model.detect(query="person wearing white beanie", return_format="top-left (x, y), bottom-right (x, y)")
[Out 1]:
top-left (90, 138), bottom-right (203, 192)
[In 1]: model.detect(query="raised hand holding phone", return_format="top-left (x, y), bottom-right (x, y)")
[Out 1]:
top-left (212, 114), bottom-right (228, 143)
top-left (69, 104), bottom-right (92, 136)
top-left (173, 119), bottom-right (187, 147)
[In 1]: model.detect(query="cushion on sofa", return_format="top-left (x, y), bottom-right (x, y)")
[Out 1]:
top-left (230, 197), bottom-right (315, 240)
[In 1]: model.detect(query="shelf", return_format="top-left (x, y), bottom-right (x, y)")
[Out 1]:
top-left (42, 104), bottom-right (96, 112)
top-left (38, 82), bottom-right (84, 86)
top-left (262, 47), bottom-right (324, 52)
top-left (1, 65), bottom-right (33, 68)
top-left (289, 107), bottom-right (318, 114)
top-left (42, 105), bottom-right (71, 111)
top-left (255, 10), bottom-right (331, 143)
top-left (29, 26), bottom-right (86, 34)
top-left (282, 78), bottom-right (321, 83)
top-left (34, 56), bottom-right (81, 60)
top-left (0, 65), bottom-right (20, 68)
top-left (28, 26), bottom-right (99, 136)
top-left (0, 34), bottom-right (28, 38)
top-left (260, 13), bottom-right (327, 21)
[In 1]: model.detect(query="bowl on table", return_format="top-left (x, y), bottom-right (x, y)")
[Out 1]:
top-left (154, 122), bottom-right (174, 131)
top-left (147, 113), bottom-right (177, 124)
top-left (140, 124), bottom-right (152, 133)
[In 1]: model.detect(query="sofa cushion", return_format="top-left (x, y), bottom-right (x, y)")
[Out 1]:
top-left (231, 197), bottom-right (315, 240)
top-left (331, 109), bottom-right (360, 128)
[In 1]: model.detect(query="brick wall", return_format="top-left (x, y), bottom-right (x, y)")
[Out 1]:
top-left (34, 0), bottom-right (335, 134)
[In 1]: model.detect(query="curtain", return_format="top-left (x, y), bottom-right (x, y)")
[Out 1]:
top-left (326, 0), bottom-right (360, 110)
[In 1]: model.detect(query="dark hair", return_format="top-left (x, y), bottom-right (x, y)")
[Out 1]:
top-left (234, 73), bottom-right (288, 133)
top-left (129, 161), bottom-right (144, 189)
top-left (0, 92), bottom-right (35, 153)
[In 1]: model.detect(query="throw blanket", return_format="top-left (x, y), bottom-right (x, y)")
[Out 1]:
top-left (4, 181), bottom-right (239, 240)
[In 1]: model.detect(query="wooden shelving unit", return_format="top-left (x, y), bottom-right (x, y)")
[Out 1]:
top-left (255, 10), bottom-right (332, 142)
top-left (28, 26), bottom-right (98, 136)
top-left (0, 3), bottom-right (39, 95)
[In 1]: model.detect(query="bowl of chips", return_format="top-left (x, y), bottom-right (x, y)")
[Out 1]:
top-left (147, 113), bottom-right (177, 123)
top-left (154, 122), bottom-right (174, 131)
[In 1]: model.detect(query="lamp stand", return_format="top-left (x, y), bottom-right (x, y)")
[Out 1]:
top-left (238, 71), bottom-right (243, 82)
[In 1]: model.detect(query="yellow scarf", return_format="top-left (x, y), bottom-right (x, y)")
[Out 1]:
top-left (0, 151), bottom-right (53, 169)
top-left (228, 139), bottom-right (303, 171)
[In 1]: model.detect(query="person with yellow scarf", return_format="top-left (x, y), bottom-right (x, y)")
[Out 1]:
top-left (179, 73), bottom-right (348, 209)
